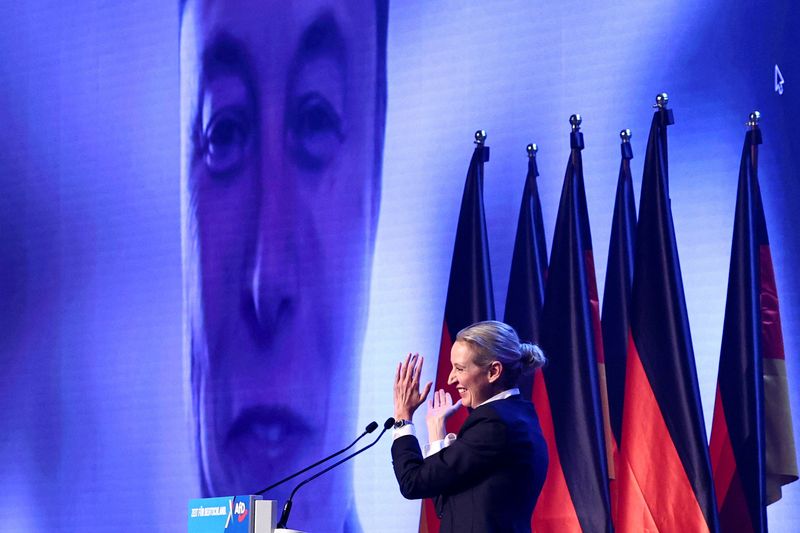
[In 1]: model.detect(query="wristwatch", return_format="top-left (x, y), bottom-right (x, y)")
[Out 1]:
top-left (393, 419), bottom-right (413, 429)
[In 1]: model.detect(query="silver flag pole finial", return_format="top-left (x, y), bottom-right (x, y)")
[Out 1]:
top-left (746, 111), bottom-right (761, 129)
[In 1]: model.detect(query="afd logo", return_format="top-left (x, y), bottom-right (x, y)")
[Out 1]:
top-left (224, 499), bottom-right (249, 528)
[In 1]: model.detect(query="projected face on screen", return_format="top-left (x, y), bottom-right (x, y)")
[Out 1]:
top-left (180, 1), bottom-right (385, 529)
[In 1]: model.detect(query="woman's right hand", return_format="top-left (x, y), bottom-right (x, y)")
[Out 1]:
top-left (426, 389), bottom-right (462, 442)
top-left (393, 353), bottom-right (432, 422)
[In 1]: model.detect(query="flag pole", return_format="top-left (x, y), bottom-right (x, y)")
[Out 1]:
top-left (746, 111), bottom-right (762, 174)
top-left (653, 92), bottom-right (674, 129)
top-left (620, 128), bottom-right (633, 160)
top-left (527, 142), bottom-right (538, 160)
top-left (475, 129), bottom-right (489, 163)
top-left (746, 111), bottom-right (762, 146)
top-left (746, 110), bottom-right (761, 129)
top-left (569, 113), bottom-right (584, 149)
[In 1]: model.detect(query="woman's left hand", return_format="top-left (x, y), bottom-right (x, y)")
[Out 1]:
top-left (393, 353), bottom-right (432, 421)
top-left (426, 389), bottom-right (462, 442)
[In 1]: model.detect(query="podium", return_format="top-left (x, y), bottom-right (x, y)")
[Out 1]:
top-left (188, 495), bottom-right (307, 533)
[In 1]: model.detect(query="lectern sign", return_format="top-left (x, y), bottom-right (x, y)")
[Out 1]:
top-left (188, 495), bottom-right (259, 533)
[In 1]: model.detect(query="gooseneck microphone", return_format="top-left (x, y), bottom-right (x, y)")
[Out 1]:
top-left (254, 420), bottom-right (379, 495)
top-left (275, 417), bottom-right (395, 530)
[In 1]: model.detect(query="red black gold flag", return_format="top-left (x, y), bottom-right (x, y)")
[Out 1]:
top-left (709, 116), bottom-right (798, 532)
top-left (501, 145), bottom-right (557, 531)
top-left (419, 132), bottom-right (495, 533)
top-left (535, 117), bottom-right (613, 532)
top-left (601, 131), bottom-right (636, 450)
top-left (600, 131), bottom-right (636, 520)
top-left (617, 97), bottom-right (719, 532)
top-left (503, 144), bottom-right (548, 396)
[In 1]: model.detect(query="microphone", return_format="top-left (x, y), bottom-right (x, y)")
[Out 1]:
top-left (276, 417), bottom-right (395, 530)
top-left (254, 420), bottom-right (379, 495)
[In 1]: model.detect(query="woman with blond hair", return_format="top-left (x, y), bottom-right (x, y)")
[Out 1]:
top-left (391, 320), bottom-right (549, 533)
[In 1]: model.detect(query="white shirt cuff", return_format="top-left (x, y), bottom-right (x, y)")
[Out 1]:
top-left (392, 423), bottom-right (416, 440)
top-left (422, 433), bottom-right (457, 458)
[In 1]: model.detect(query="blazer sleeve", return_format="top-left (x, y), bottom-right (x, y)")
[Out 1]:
top-left (391, 410), bottom-right (508, 500)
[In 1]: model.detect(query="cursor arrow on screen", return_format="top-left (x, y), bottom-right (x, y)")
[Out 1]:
top-left (775, 64), bottom-right (784, 95)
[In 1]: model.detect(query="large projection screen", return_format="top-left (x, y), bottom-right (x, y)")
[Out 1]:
top-left (0, 1), bottom-right (797, 531)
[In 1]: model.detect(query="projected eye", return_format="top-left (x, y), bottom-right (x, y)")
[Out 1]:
top-left (202, 108), bottom-right (251, 175)
top-left (288, 92), bottom-right (344, 171)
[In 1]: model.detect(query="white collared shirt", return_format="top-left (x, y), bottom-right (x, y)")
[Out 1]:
top-left (393, 388), bottom-right (520, 457)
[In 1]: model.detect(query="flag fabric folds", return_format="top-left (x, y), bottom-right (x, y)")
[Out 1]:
top-left (601, 133), bottom-right (636, 523)
top-left (617, 103), bottom-right (720, 532)
top-left (601, 134), bottom-right (636, 453)
top-left (708, 120), bottom-right (798, 533)
top-left (419, 137), bottom-right (495, 533)
top-left (503, 145), bottom-right (548, 397)
top-left (501, 147), bottom-right (557, 531)
top-left (535, 122), bottom-right (613, 532)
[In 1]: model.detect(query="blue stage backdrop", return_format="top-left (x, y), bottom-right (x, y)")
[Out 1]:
top-left (0, 1), bottom-right (797, 531)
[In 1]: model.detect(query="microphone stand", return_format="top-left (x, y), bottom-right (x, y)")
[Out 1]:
top-left (276, 418), bottom-right (395, 530)
top-left (254, 421), bottom-right (378, 495)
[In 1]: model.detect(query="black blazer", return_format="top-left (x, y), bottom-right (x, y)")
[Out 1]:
top-left (391, 395), bottom-right (548, 533)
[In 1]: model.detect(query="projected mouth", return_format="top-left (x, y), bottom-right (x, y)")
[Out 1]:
top-left (225, 405), bottom-right (313, 480)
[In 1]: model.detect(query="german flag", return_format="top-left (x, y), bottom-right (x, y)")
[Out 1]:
top-left (536, 117), bottom-right (613, 532)
top-left (501, 144), bottom-right (555, 531)
top-left (600, 130), bottom-right (636, 520)
top-left (617, 97), bottom-right (719, 532)
top-left (419, 132), bottom-right (495, 533)
top-left (503, 143), bottom-right (548, 397)
top-left (601, 131), bottom-right (636, 449)
top-left (708, 115), bottom-right (798, 533)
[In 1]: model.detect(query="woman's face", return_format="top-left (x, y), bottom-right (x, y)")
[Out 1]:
top-left (447, 341), bottom-right (495, 409)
